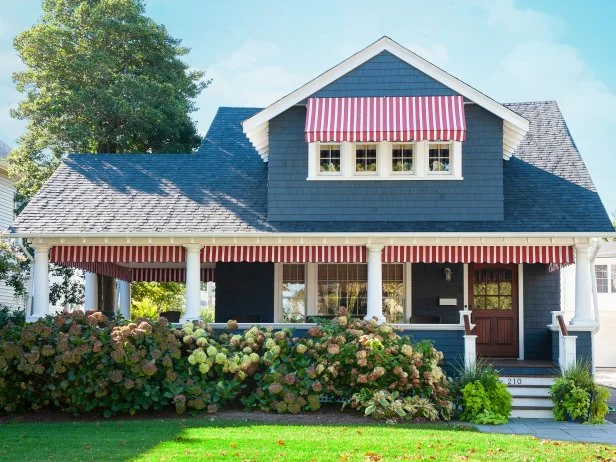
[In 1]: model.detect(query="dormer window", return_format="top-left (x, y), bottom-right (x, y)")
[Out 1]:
top-left (354, 144), bottom-right (378, 174)
top-left (305, 96), bottom-right (466, 181)
top-left (319, 144), bottom-right (341, 174)
top-left (428, 143), bottom-right (451, 174)
top-left (392, 143), bottom-right (414, 174)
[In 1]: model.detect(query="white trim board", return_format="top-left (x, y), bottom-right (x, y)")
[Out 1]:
top-left (242, 36), bottom-right (529, 161)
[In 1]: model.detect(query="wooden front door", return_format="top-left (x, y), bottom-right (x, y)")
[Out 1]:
top-left (469, 264), bottom-right (519, 358)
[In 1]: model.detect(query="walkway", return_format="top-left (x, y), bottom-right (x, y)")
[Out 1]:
top-left (474, 419), bottom-right (616, 444)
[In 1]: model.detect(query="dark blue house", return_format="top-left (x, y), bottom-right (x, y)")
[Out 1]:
top-left (10, 38), bottom-right (614, 415)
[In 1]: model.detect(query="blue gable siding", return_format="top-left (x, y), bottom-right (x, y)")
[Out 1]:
top-left (267, 51), bottom-right (504, 222)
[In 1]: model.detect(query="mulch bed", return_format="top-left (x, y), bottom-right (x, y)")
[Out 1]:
top-left (0, 404), bottom-right (462, 426)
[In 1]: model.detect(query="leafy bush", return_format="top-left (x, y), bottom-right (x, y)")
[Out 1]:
top-left (453, 361), bottom-right (512, 425)
top-left (550, 362), bottom-right (609, 423)
top-left (0, 312), bottom-right (454, 420)
top-left (130, 282), bottom-right (185, 320)
top-left (302, 316), bottom-right (453, 420)
top-left (0, 305), bottom-right (25, 329)
top-left (346, 389), bottom-right (439, 422)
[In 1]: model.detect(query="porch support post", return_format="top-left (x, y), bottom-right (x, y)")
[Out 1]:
top-left (365, 243), bottom-right (385, 323)
top-left (182, 244), bottom-right (202, 322)
top-left (571, 243), bottom-right (595, 327)
top-left (29, 243), bottom-right (50, 322)
top-left (464, 334), bottom-right (477, 369)
top-left (84, 271), bottom-right (98, 311)
top-left (118, 280), bottom-right (131, 320)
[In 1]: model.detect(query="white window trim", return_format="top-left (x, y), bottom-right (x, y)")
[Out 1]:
top-left (352, 143), bottom-right (379, 176)
top-left (390, 142), bottom-right (417, 177)
top-left (308, 140), bottom-right (463, 181)
top-left (594, 263), bottom-right (615, 294)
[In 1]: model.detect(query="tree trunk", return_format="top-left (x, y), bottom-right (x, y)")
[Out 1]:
top-left (97, 274), bottom-right (116, 313)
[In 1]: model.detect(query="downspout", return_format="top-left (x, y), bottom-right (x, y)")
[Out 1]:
top-left (589, 238), bottom-right (601, 375)
top-left (14, 238), bottom-right (34, 317)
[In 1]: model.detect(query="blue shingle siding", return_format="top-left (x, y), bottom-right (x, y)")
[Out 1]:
top-left (214, 263), bottom-right (275, 323)
top-left (570, 330), bottom-right (593, 364)
top-left (402, 329), bottom-right (465, 374)
top-left (267, 54), bottom-right (504, 222)
top-left (411, 263), bottom-right (464, 324)
top-left (312, 51), bottom-right (459, 98)
top-left (523, 264), bottom-right (560, 360)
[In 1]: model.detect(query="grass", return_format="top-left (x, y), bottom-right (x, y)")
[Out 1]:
top-left (0, 418), bottom-right (615, 461)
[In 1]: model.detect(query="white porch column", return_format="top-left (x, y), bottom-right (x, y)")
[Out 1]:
top-left (118, 280), bottom-right (131, 320)
top-left (571, 243), bottom-right (595, 326)
top-left (182, 244), bottom-right (202, 322)
top-left (365, 243), bottom-right (385, 323)
top-left (84, 271), bottom-right (98, 311)
top-left (29, 243), bottom-right (50, 322)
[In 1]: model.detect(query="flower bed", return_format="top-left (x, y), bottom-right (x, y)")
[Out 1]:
top-left (0, 311), bottom-right (453, 421)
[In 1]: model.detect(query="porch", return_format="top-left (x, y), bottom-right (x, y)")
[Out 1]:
top-left (26, 239), bottom-right (597, 367)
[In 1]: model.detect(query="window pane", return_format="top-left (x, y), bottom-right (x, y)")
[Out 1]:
top-left (428, 144), bottom-right (451, 172)
top-left (611, 265), bottom-right (616, 293)
top-left (382, 264), bottom-right (404, 323)
top-left (319, 144), bottom-right (341, 172)
top-left (317, 264), bottom-right (368, 318)
top-left (281, 264), bottom-right (306, 322)
top-left (355, 144), bottom-right (378, 173)
top-left (486, 296), bottom-right (499, 309)
top-left (596, 265), bottom-right (608, 293)
top-left (500, 282), bottom-right (512, 295)
top-left (499, 297), bottom-right (512, 310)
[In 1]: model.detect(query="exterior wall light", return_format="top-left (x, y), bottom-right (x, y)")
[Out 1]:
top-left (443, 267), bottom-right (453, 282)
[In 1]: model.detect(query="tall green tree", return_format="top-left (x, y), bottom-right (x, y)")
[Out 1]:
top-left (9, 0), bottom-right (209, 309)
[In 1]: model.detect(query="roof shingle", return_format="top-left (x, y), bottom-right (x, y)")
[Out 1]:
top-left (11, 102), bottom-right (614, 235)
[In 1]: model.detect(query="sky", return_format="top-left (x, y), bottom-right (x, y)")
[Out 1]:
top-left (0, 0), bottom-right (614, 215)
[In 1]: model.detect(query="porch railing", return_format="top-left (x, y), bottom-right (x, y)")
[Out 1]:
top-left (553, 311), bottom-right (577, 370)
top-left (460, 309), bottom-right (477, 369)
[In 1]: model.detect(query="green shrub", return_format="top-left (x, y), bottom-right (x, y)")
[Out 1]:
top-left (550, 362), bottom-right (609, 423)
top-left (454, 361), bottom-right (512, 425)
top-left (0, 312), bottom-right (454, 420)
top-left (346, 389), bottom-right (439, 422)
top-left (0, 305), bottom-right (25, 329)
top-left (303, 316), bottom-right (453, 420)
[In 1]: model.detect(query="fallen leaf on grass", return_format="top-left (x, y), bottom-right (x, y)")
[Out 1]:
top-left (277, 440), bottom-right (285, 446)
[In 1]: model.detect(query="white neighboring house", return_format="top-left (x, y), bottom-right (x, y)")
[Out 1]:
top-left (0, 140), bottom-right (23, 310)
top-left (562, 241), bottom-right (616, 368)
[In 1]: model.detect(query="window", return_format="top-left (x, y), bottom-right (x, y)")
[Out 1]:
top-left (354, 143), bottom-right (378, 173)
top-left (392, 143), bottom-right (414, 174)
top-left (309, 141), bottom-right (462, 180)
top-left (281, 264), bottom-right (306, 322)
top-left (316, 263), bottom-right (404, 323)
top-left (428, 143), bottom-right (451, 174)
top-left (318, 264), bottom-right (368, 318)
top-left (612, 265), bottom-right (616, 293)
top-left (473, 268), bottom-right (513, 310)
top-left (595, 264), bottom-right (608, 293)
top-left (382, 264), bottom-right (405, 323)
top-left (319, 144), bottom-right (341, 173)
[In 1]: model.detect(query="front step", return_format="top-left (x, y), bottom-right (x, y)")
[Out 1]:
top-left (501, 375), bottom-right (556, 419)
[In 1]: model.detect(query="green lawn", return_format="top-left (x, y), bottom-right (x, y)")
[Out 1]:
top-left (0, 418), bottom-right (615, 461)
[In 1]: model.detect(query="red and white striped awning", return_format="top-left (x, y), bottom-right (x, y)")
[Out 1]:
top-left (305, 96), bottom-right (466, 143)
top-left (200, 245), bottom-right (366, 263)
top-left (50, 245), bottom-right (186, 263)
top-left (130, 268), bottom-right (215, 283)
top-left (381, 245), bottom-right (575, 265)
top-left (50, 244), bottom-right (574, 267)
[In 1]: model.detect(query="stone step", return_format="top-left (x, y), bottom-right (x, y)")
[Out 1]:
top-left (511, 396), bottom-right (553, 408)
top-left (507, 385), bottom-right (551, 397)
top-left (500, 375), bottom-right (556, 387)
top-left (510, 407), bottom-right (554, 419)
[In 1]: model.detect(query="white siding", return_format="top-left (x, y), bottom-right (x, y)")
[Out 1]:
top-left (0, 173), bottom-right (22, 310)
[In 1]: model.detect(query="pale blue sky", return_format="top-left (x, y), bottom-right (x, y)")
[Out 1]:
top-left (0, 0), bottom-right (614, 215)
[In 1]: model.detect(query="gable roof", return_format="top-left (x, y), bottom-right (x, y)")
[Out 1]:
top-left (10, 102), bottom-right (614, 237)
top-left (242, 36), bottom-right (529, 161)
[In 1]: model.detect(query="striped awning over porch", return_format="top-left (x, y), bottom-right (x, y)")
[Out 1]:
top-left (130, 268), bottom-right (215, 283)
top-left (304, 96), bottom-right (467, 143)
top-left (381, 245), bottom-right (575, 265)
top-left (50, 244), bottom-right (574, 267)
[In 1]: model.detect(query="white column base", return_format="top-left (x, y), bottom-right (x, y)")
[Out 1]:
top-left (118, 280), bottom-right (131, 320)
top-left (364, 313), bottom-right (386, 323)
top-left (464, 334), bottom-right (477, 369)
top-left (26, 314), bottom-right (45, 323)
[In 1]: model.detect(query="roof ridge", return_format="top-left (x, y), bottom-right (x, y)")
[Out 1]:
top-left (504, 100), bottom-right (557, 106)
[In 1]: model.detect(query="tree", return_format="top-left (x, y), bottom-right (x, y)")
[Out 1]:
top-left (9, 0), bottom-right (209, 309)
top-left (131, 282), bottom-right (185, 320)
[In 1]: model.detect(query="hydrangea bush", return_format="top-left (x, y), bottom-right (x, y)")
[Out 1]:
top-left (0, 312), bottom-right (453, 420)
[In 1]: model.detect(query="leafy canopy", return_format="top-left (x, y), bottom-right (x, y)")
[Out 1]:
top-left (9, 0), bottom-right (209, 210)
